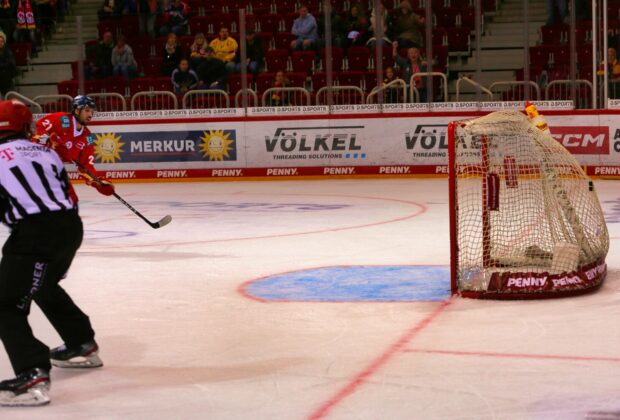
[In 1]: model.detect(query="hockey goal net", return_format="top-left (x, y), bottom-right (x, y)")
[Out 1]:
top-left (448, 110), bottom-right (609, 299)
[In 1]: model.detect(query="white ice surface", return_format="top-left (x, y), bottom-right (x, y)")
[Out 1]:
top-left (0, 178), bottom-right (618, 420)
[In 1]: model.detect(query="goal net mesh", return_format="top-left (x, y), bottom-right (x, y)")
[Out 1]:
top-left (451, 110), bottom-right (609, 298)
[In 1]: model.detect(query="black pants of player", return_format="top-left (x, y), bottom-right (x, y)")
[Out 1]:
top-left (0, 209), bottom-right (95, 374)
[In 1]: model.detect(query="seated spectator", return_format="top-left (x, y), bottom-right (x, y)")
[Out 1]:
top-left (98, 0), bottom-right (121, 20)
top-left (86, 30), bottom-right (114, 79)
top-left (344, 3), bottom-right (370, 48)
top-left (233, 29), bottom-right (263, 74)
top-left (390, 0), bottom-right (424, 49)
top-left (138, 0), bottom-right (157, 37)
top-left (171, 58), bottom-right (198, 94)
top-left (209, 27), bottom-right (238, 73)
top-left (268, 71), bottom-right (290, 106)
top-left (196, 46), bottom-right (226, 90)
top-left (159, 0), bottom-right (188, 37)
top-left (0, 31), bottom-right (16, 94)
top-left (598, 47), bottom-right (620, 99)
top-left (160, 32), bottom-right (182, 76)
top-left (382, 66), bottom-right (403, 103)
top-left (393, 42), bottom-right (428, 101)
top-left (189, 32), bottom-right (209, 68)
top-left (290, 5), bottom-right (318, 51)
top-left (111, 35), bottom-right (138, 79)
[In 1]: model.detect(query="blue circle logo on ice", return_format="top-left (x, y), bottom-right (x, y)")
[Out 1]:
top-left (243, 266), bottom-right (451, 302)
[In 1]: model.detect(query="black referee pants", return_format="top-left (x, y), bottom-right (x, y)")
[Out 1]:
top-left (0, 209), bottom-right (95, 374)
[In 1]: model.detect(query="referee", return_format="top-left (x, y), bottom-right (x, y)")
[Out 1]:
top-left (0, 99), bottom-right (102, 407)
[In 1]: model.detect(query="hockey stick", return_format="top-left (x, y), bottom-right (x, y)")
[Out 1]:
top-left (72, 161), bottom-right (172, 229)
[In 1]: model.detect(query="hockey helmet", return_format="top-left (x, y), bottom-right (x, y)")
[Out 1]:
top-left (0, 99), bottom-right (33, 137)
top-left (72, 95), bottom-right (97, 111)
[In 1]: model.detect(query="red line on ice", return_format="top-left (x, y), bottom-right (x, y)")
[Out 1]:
top-left (403, 348), bottom-right (620, 363)
top-left (307, 299), bottom-right (453, 420)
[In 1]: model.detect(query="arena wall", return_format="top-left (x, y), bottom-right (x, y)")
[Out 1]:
top-left (51, 102), bottom-right (620, 181)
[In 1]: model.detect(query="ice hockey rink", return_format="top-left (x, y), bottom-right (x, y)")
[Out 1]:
top-left (0, 178), bottom-right (619, 420)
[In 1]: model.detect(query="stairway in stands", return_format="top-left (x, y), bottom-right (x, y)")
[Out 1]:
top-left (16, 0), bottom-right (99, 99)
top-left (448, 0), bottom-right (547, 100)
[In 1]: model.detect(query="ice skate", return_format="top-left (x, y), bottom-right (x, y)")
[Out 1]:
top-left (50, 340), bottom-right (103, 368)
top-left (0, 367), bottom-right (50, 407)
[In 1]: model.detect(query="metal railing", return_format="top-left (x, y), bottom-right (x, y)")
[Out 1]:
top-left (182, 90), bottom-right (230, 109)
top-left (545, 80), bottom-right (593, 109)
top-left (32, 95), bottom-right (73, 113)
top-left (410, 72), bottom-right (448, 103)
top-left (130, 91), bottom-right (178, 110)
top-left (366, 79), bottom-right (407, 104)
top-left (5, 91), bottom-right (43, 113)
top-left (316, 86), bottom-right (365, 105)
top-left (455, 77), bottom-right (494, 101)
top-left (261, 87), bottom-right (311, 106)
top-left (235, 89), bottom-right (258, 108)
top-left (489, 81), bottom-right (540, 101)
top-left (87, 92), bottom-right (127, 111)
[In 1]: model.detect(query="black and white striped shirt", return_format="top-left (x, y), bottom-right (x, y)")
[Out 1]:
top-left (0, 139), bottom-right (76, 226)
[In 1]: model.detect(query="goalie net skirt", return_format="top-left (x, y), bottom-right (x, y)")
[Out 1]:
top-left (448, 111), bottom-right (609, 299)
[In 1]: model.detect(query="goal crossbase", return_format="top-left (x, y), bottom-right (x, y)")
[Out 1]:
top-left (458, 259), bottom-right (607, 300)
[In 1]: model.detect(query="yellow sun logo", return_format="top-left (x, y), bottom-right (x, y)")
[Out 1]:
top-left (199, 130), bottom-right (234, 161)
top-left (94, 133), bottom-right (124, 163)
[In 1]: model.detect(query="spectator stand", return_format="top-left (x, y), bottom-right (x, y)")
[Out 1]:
top-left (32, 94), bottom-right (73, 113)
top-left (88, 92), bottom-right (127, 111)
top-left (454, 76), bottom-right (493, 101)
top-left (489, 80), bottom-right (540, 101)
top-left (182, 90), bottom-right (231, 109)
top-left (316, 85), bottom-right (365, 105)
top-left (235, 88), bottom-right (259, 107)
top-left (4, 91), bottom-right (43, 113)
top-left (366, 79), bottom-right (408, 104)
top-left (545, 79), bottom-right (593, 109)
top-left (261, 87), bottom-right (311, 106)
top-left (131, 91), bottom-right (179, 110)
top-left (410, 72), bottom-right (448, 102)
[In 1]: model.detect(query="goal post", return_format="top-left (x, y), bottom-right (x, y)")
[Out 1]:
top-left (448, 109), bottom-right (609, 299)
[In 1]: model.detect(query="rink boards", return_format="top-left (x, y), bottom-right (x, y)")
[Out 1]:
top-left (43, 102), bottom-right (620, 181)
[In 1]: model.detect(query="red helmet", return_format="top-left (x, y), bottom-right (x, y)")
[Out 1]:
top-left (0, 99), bottom-right (33, 137)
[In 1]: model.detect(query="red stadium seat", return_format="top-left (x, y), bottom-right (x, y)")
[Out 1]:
top-left (552, 45), bottom-right (571, 67)
top-left (320, 47), bottom-right (344, 71)
top-left (255, 72), bottom-right (275, 93)
top-left (436, 7), bottom-right (459, 27)
top-left (446, 27), bottom-right (470, 51)
top-left (257, 13), bottom-right (282, 33)
top-left (57, 80), bottom-right (79, 97)
top-left (339, 70), bottom-right (365, 89)
top-left (265, 48), bottom-right (289, 71)
top-left (250, 0), bottom-right (273, 14)
top-left (12, 42), bottom-right (32, 66)
top-left (347, 46), bottom-right (370, 71)
top-left (432, 27), bottom-right (448, 46)
top-left (273, 31), bottom-right (295, 49)
top-left (539, 24), bottom-right (566, 45)
top-left (529, 45), bottom-right (554, 68)
top-left (458, 7), bottom-right (477, 29)
top-left (311, 71), bottom-right (330, 91)
top-left (227, 73), bottom-right (254, 94)
top-left (141, 57), bottom-right (164, 76)
top-left (291, 50), bottom-right (315, 73)
top-left (275, 0), bottom-right (297, 14)
top-left (286, 71), bottom-right (307, 87)
top-left (84, 79), bottom-right (104, 94)
top-left (103, 77), bottom-right (128, 96)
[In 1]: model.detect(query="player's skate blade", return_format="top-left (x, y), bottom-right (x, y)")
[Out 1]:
top-left (0, 368), bottom-right (50, 407)
top-left (50, 341), bottom-right (103, 368)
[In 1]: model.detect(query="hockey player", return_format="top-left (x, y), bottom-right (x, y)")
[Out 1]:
top-left (34, 95), bottom-right (115, 196)
top-left (0, 99), bottom-right (102, 407)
